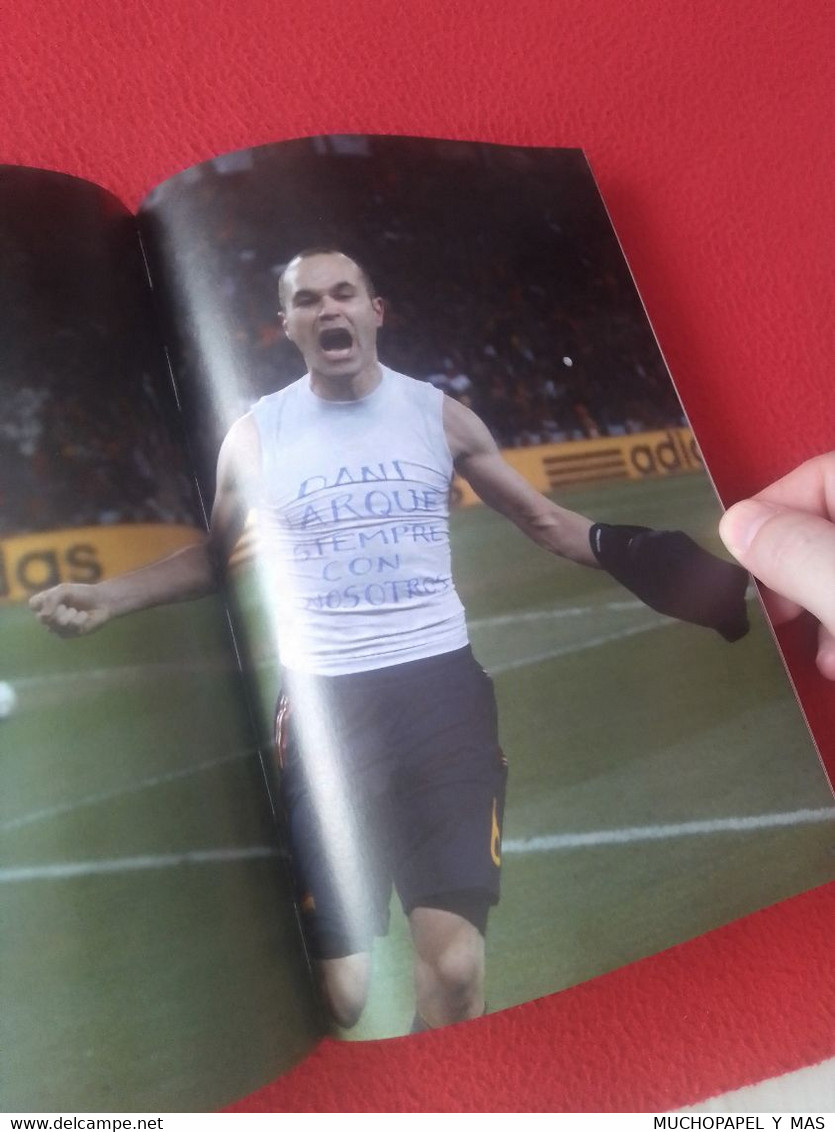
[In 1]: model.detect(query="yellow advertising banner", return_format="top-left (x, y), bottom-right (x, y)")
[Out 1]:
top-left (0, 524), bottom-right (203, 605)
top-left (453, 427), bottom-right (702, 507)
top-left (3, 429), bottom-right (701, 599)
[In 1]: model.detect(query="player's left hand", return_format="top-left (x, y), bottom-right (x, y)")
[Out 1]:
top-left (589, 523), bottom-right (750, 641)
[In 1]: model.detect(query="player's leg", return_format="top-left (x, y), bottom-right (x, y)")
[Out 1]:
top-left (282, 786), bottom-right (379, 1028)
top-left (388, 647), bottom-right (506, 1029)
top-left (275, 678), bottom-right (391, 1030)
top-left (408, 905), bottom-right (486, 1028)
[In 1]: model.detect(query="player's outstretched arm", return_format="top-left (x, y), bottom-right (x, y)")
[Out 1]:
top-left (29, 415), bottom-right (260, 638)
top-left (28, 543), bottom-right (216, 637)
top-left (443, 397), bottom-right (597, 565)
top-left (444, 397), bottom-right (749, 641)
top-left (719, 453), bottom-right (835, 677)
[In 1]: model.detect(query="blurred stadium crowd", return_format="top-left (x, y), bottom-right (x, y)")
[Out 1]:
top-left (3, 139), bottom-right (685, 537)
top-left (146, 136), bottom-right (684, 456)
top-left (0, 372), bottom-right (196, 536)
top-left (1, 169), bottom-right (198, 538)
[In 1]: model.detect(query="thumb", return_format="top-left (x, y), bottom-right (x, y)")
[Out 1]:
top-left (719, 499), bottom-right (835, 637)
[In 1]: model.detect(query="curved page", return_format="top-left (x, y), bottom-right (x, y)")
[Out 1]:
top-left (139, 136), bottom-right (834, 1042)
top-left (0, 168), bottom-right (319, 1112)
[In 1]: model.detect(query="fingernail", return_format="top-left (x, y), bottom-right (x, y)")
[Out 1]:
top-left (720, 499), bottom-right (782, 557)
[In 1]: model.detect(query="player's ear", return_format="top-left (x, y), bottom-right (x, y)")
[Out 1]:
top-left (372, 296), bottom-right (384, 327)
top-left (279, 310), bottom-right (294, 343)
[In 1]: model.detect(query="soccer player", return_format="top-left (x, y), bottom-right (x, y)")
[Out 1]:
top-left (30, 249), bottom-right (748, 1031)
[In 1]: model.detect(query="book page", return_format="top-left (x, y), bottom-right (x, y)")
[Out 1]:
top-left (139, 136), bottom-right (835, 1041)
top-left (0, 168), bottom-right (320, 1112)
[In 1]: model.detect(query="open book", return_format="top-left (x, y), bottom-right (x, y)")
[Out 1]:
top-left (2, 135), bottom-right (833, 1113)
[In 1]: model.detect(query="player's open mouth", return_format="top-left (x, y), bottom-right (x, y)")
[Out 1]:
top-left (319, 327), bottom-right (354, 355)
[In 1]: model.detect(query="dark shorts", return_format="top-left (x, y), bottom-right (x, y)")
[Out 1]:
top-left (276, 646), bottom-right (507, 960)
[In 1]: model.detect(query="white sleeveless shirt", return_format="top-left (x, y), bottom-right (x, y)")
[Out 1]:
top-left (250, 366), bottom-right (469, 675)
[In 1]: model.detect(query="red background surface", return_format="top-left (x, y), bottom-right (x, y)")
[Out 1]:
top-left (3, 0), bottom-right (832, 1111)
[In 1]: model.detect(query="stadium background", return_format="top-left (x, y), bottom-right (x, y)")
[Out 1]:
top-left (1, 0), bottom-right (833, 1113)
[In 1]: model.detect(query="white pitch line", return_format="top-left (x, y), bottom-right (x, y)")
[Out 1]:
top-left (469, 599), bottom-right (645, 631)
top-left (0, 846), bottom-right (280, 884)
top-left (13, 657), bottom-right (236, 692)
top-left (4, 806), bottom-right (832, 884)
top-left (470, 588), bottom-right (755, 634)
top-left (488, 618), bottom-right (666, 674)
top-left (11, 590), bottom-right (756, 688)
top-left (6, 619), bottom-right (657, 836)
top-left (503, 807), bottom-right (835, 853)
top-left (0, 748), bottom-right (259, 834)
top-left (3, 608), bottom-right (742, 832)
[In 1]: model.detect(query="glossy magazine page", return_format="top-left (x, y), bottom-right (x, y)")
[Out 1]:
top-left (138, 135), bottom-right (835, 1044)
top-left (0, 167), bottom-right (320, 1113)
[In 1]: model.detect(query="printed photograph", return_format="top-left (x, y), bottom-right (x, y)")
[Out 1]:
top-left (139, 136), bottom-right (835, 1040)
top-left (0, 167), bottom-right (318, 1112)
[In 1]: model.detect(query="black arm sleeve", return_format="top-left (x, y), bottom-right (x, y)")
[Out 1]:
top-left (589, 523), bottom-right (750, 642)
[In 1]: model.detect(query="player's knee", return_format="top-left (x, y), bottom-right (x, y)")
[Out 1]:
top-left (318, 953), bottom-right (370, 1029)
top-left (418, 936), bottom-right (484, 1022)
top-left (410, 906), bottom-right (486, 1024)
top-left (433, 938), bottom-right (483, 1002)
top-left (325, 985), bottom-right (366, 1029)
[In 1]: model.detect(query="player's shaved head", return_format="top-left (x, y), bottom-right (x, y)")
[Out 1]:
top-left (278, 248), bottom-right (377, 310)
top-left (278, 248), bottom-right (385, 395)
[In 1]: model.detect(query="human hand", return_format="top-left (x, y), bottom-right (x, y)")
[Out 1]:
top-left (719, 454), bottom-right (835, 679)
top-left (29, 583), bottom-right (112, 637)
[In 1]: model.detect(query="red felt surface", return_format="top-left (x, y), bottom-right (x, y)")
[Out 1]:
top-left (2, 0), bottom-right (832, 1112)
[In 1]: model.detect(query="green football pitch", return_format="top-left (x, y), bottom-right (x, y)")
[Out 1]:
top-left (3, 474), bottom-right (834, 1109)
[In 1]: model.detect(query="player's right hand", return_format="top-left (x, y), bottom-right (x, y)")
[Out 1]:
top-left (29, 584), bottom-right (112, 638)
